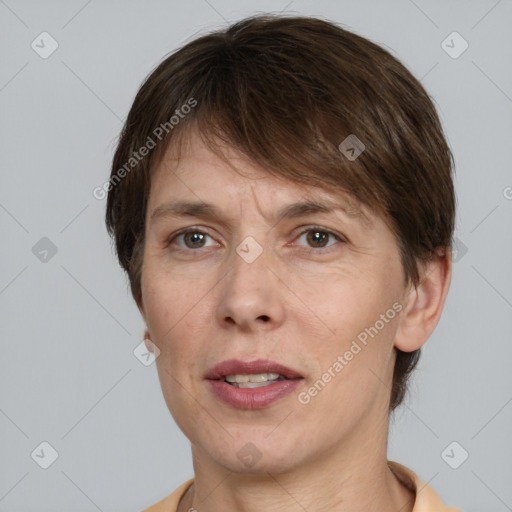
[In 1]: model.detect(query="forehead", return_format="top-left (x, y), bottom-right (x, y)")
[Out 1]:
top-left (148, 127), bottom-right (374, 227)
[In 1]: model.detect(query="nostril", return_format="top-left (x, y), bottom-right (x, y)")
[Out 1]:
top-left (257, 315), bottom-right (270, 322)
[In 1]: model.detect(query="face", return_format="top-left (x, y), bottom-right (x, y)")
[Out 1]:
top-left (139, 129), bottom-right (410, 474)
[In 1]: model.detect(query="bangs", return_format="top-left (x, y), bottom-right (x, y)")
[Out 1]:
top-left (147, 36), bottom-right (388, 220)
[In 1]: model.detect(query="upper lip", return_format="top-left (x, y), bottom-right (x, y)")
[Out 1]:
top-left (205, 359), bottom-right (303, 380)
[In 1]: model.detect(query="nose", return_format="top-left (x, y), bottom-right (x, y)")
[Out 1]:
top-left (214, 243), bottom-right (286, 333)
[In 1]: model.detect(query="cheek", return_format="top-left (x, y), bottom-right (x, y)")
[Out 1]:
top-left (142, 262), bottom-right (201, 330)
top-left (298, 267), bottom-right (400, 368)
top-left (142, 272), bottom-right (214, 379)
top-left (293, 269), bottom-right (377, 334)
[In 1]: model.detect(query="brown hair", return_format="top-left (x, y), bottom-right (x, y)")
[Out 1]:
top-left (105, 14), bottom-right (455, 411)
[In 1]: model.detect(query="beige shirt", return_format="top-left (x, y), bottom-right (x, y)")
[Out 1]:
top-left (142, 461), bottom-right (462, 512)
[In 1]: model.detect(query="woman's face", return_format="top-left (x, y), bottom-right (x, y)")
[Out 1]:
top-left (140, 129), bottom-right (410, 473)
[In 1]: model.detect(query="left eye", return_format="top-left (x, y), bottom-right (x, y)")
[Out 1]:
top-left (173, 230), bottom-right (216, 249)
top-left (295, 228), bottom-right (342, 249)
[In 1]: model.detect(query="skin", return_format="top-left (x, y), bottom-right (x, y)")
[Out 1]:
top-left (138, 128), bottom-right (452, 512)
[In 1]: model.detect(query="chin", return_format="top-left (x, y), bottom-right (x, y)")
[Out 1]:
top-left (203, 433), bottom-right (303, 475)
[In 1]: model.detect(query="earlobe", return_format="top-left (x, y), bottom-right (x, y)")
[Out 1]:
top-left (394, 249), bottom-right (452, 352)
top-left (143, 327), bottom-right (154, 353)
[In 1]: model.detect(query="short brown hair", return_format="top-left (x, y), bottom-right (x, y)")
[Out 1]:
top-left (105, 14), bottom-right (455, 411)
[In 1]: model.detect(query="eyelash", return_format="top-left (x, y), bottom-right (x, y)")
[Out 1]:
top-left (165, 225), bottom-right (345, 255)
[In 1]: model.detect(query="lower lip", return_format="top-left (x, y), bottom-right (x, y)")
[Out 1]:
top-left (207, 379), bottom-right (303, 409)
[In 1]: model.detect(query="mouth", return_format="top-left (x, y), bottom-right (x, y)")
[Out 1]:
top-left (204, 359), bottom-right (304, 409)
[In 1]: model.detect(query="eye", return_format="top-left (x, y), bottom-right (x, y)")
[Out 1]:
top-left (294, 226), bottom-right (344, 251)
top-left (167, 229), bottom-right (217, 250)
top-left (165, 226), bottom-right (344, 254)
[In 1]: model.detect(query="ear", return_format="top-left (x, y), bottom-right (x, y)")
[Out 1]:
top-left (394, 248), bottom-right (452, 352)
top-left (143, 326), bottom-right (155, 353)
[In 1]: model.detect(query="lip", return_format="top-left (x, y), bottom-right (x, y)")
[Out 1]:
top-left (204, 358), bottom-right (303, 380)
top-left (204, 359), bottom-right (304, 410)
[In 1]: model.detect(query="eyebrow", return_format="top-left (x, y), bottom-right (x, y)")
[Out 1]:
top-left (149, 198), bottom-right (370, 227)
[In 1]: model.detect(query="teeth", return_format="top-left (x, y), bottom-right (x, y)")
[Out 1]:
top-left (223, 373), bottom-right (290, 388)
top-left (225, 373), bottom-right (281, 383)
top-left (232, 381), bottom-right (276, 389)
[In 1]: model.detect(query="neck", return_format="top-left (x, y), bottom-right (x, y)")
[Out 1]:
top-left (178, 418), bottom-right (415, 512)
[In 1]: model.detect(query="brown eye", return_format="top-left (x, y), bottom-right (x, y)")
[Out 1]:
top-left (296, 227), bottom-right (341, 250)
top-left (168, 229), bottom-right (216, 250)
top-left (183, 231), bottom-right (207, 248)
top-left (306, 230), bottom-right (330, 248)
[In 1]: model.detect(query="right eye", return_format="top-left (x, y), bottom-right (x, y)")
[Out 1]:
top-left (166, 229), bottom-right (217, 250)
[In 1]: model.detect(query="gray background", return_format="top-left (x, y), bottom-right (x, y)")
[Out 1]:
top-left (1, 0), bottom-right (511, 510)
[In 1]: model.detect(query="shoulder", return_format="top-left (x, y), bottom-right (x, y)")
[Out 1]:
top-left (388, 461), bottom-right (462, 511)
top-left (141, 478), bottom-right (194, 512)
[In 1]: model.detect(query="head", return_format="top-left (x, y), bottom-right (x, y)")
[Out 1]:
top-left (105, 14), bottom-right (454, 471)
